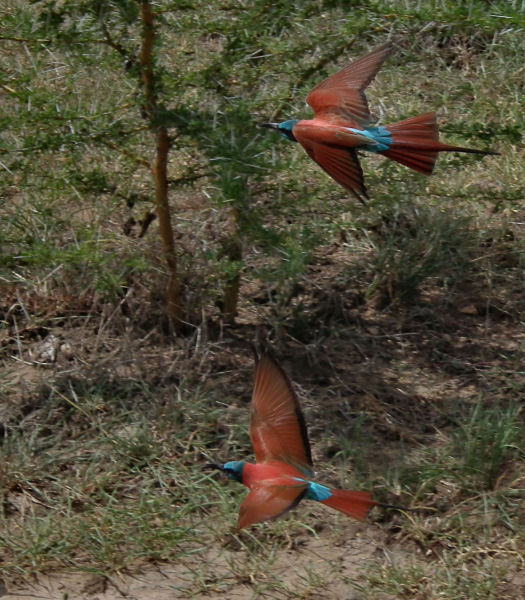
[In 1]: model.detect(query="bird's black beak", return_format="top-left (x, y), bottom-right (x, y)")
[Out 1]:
top-left (203, 463), bottom-right (224, 472)
top-left (259, 122), bottom-right (279, 130)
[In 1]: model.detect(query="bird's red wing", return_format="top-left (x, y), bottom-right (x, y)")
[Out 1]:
top-left (306, 42), bottom-right (393, 127)
top-left (237, 481), bottom-right (308, 529)
top-left (300, 141), bottom-right (368, 203)
top-left (250, 356), bottom-right (313, 477)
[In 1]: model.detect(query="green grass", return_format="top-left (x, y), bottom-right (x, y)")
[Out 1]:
top-left (0, 378), bottom-right (237, 577)
top-left (1, 0), bottom-right (524, 597)
top-left (358, 558), bottom-right (509, 600)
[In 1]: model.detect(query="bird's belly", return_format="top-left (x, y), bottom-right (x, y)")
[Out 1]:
top-left (294, 121), bottom-right (374, 148)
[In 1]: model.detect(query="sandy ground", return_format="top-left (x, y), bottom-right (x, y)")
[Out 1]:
top-left (1, 522), bottom-right (402, 599)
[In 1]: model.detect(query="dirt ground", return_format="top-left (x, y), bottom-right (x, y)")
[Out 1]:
top-left (1, 522), bottom-right (401, 599)
top-left (1, 237), bottom-right (524, 599)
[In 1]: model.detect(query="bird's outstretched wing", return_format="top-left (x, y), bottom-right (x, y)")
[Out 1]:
top-left (300, 141), bottom-right (368, 203)
top-left (306, 42), bottom-right (393, 127)
top-left (250, 356), bottom-right (313, 477)
top-left (238, 480), bottom-right (308, 529)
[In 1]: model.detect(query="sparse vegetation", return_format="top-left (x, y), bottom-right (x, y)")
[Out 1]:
top-left (1, 0), bottom-right (524, 598)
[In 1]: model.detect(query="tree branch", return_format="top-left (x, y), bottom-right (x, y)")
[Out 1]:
top-left (98, 16), bottom-right (135, 66)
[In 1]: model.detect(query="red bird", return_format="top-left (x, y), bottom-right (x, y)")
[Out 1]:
top-left (262, 42), bottom-right (497, 203)
top-left (207, 355), bottom-right (377, 529)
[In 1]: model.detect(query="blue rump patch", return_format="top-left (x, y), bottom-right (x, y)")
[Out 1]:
top-left (294, 478), bottom-right (332, 501)
top-left (349, 126), bottom-right (392, 153)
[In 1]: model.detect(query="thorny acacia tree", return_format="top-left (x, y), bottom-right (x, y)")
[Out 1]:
top-left (2, 0), bottom-right (332, 327)
top-left (30, 0), bottom-right (183, 325)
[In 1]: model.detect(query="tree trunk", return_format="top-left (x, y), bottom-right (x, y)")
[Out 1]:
top-left (221, 234), bottom-right (242, 325)
top-left (139, 0), bottom-right (182, 328)
top-left (153, 126), bottom-right (182, 325)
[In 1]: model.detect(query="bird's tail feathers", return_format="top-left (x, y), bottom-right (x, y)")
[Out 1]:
top-left (381, 112), bottom-right (496, 175)
top-left (320, 489), bottom-right (377, 521)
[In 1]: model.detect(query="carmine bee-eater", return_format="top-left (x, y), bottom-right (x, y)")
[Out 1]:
top-left (262, 42), bottom-right (497, 203)
top-left (207, 355), bottom-right (379, 529)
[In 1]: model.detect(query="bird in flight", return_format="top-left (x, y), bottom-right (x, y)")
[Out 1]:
top-left (262, 42), bottom-right (497, 204)
top-left (207, 354), bottom-right (378, 529)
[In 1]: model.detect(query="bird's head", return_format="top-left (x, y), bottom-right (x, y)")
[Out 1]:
top-left (204, 460), bottom-right (245, 483)
top-left (260, 120), bottom-right (298, 142)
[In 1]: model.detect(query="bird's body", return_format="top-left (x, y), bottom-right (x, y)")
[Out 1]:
top-left (284, 119), bottom-right (391, 150)
top-left (208, 356), bottom-right (377, 529)
top-left (262, 42), bottom-right (497, 203)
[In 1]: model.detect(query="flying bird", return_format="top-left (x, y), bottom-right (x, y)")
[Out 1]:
top-left (207, 355), bottom-right (379, 529)
top-left (262, 42), bottom-right (497, 203)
